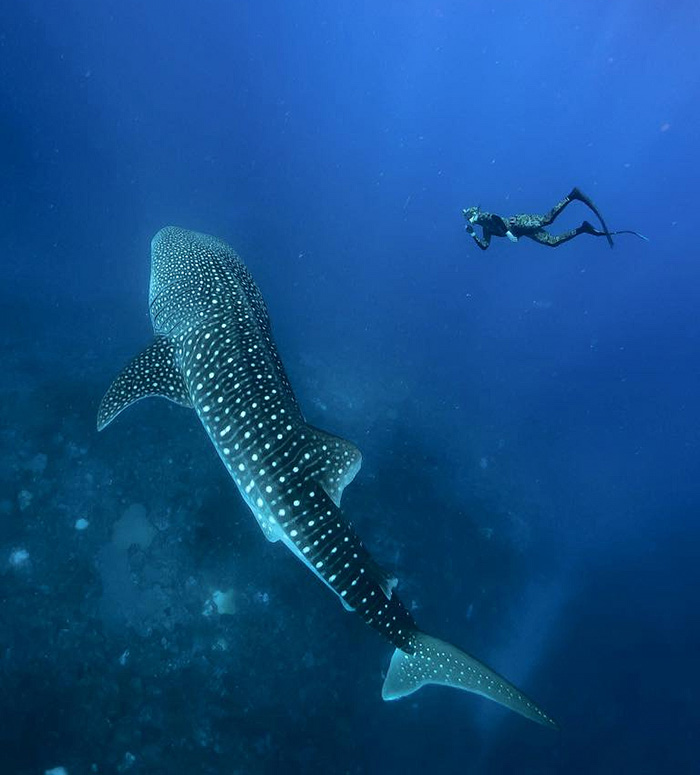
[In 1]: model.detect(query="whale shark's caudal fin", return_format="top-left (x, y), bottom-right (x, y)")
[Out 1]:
top-left (382, 632), bottom-right (558, 729)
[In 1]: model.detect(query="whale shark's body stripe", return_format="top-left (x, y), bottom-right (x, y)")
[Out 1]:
top-left (98, 226), bottom-right (557, 729)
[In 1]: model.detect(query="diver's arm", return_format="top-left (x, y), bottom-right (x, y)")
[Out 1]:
top-left (466, 223), bottom-right (491, 251)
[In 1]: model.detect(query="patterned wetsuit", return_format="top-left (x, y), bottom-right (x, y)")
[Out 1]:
top-left (467, 189), bottom-right (602, 250)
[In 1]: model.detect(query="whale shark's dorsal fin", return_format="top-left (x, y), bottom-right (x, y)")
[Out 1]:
top-left (304, 425), bottom-right (363, 507)
top-left (289, 425), bottom-right (397, 601)
top-left (97, 337), bottom-right (192, 431)
top-left (305, 426), bottom-right (399, 599)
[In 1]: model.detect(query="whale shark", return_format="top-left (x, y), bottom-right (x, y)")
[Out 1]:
top-left (98, 226), bottom-right (557, 729)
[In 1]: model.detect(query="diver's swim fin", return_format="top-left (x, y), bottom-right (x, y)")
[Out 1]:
top-left (569, 187), bottom-right (615, 248)
top-left (382, 631), bottom-right (558, 729)
top-left (581, 221), bottom-right (649, 243)
top-left (608, 229), bottom-right (649, 241)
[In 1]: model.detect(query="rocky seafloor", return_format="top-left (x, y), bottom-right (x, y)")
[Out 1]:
top-left (0, 303), bottom-right (534, 775)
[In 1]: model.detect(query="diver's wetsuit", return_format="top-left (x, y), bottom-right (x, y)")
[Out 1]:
top-left (465, 188), bottom-right (619, 250)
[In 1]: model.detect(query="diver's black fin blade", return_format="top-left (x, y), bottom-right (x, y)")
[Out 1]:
top-left (609, 229), bottom-right (650, 242)
top-left (569, 187), bottom-right (614, 248)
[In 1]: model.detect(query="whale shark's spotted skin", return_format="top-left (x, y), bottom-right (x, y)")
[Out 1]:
top-left (102, 227), bottom-right (414, 648)
top-left (98, 227), bottom-right (557, 729)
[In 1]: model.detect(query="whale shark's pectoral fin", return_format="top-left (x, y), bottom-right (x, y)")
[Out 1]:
top-left (97, 337), bottom-right (192, 431)
top-left (382, 632), bottom-right (558, 729)
top-left (304, 425), bottom-right (362, 506)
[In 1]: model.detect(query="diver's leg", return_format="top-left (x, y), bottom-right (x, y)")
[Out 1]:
top-left (527, 229), bottom-right (574, 247)
top-left (528, 222), bottom-right (604, 248)
top-left (539, 191), bottom-right (578, 226)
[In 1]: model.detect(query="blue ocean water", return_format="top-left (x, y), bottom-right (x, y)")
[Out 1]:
top-left (1, 1), bottom-right (699, 772)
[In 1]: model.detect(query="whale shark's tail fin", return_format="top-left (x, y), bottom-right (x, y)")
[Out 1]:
top-left (382, 632), bottom-right (558, 729)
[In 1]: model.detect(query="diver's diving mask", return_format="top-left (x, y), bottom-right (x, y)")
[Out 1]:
top-left (463, 206), bottom-right (480, 223)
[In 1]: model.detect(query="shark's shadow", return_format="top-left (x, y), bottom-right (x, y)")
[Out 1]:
top-left (329, 410), bottom-right (532, 655)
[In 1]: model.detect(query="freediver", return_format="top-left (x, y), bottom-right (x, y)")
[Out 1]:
top-left (463, 187), bottom-right (648, 250)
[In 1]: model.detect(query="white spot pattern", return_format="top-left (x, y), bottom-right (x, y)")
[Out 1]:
top-left (97, 226), bottom-right (556, 729)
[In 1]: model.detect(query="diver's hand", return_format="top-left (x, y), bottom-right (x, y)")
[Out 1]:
top-left (465, 224), bottom-right (476, 237)
top-left (506, 230), bottom-right (519, 243)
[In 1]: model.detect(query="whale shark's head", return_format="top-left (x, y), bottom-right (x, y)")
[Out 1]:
top-left (149, 226), bottom-right (226, 300)
top-left (148, 226), bottom-right (233, 336)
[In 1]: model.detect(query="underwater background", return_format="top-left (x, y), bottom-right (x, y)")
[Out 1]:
top-left (1, 1), bottom-right (699, 773)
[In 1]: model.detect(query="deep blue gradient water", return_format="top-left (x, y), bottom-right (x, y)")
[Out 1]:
top-left (1, 2), bottom-right (699, 773)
